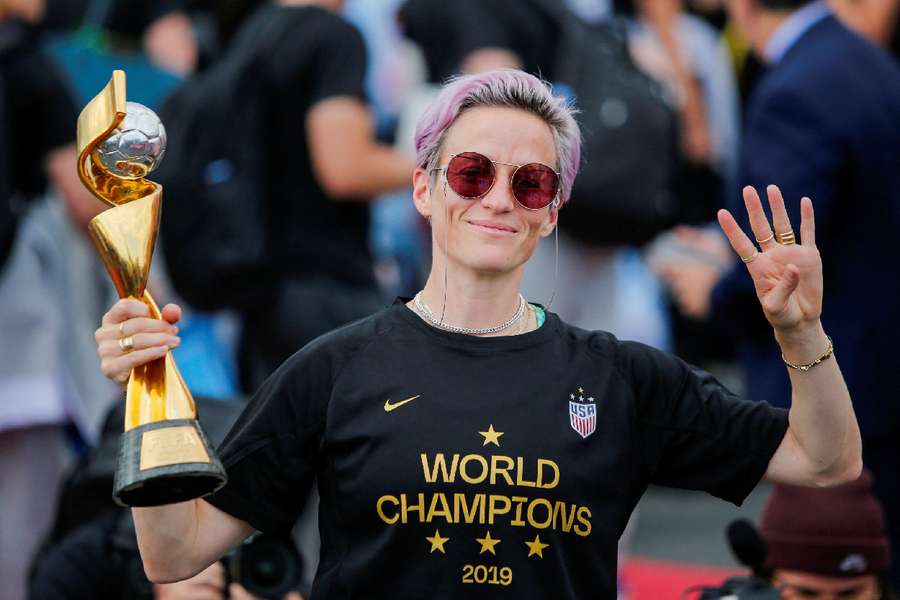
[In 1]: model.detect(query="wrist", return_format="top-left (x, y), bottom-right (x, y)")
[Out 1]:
top-left (775, 321), bottom-right (829, 365)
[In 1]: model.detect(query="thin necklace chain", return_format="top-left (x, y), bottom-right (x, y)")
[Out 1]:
top-left (414, 292), bottom-right (526, 335)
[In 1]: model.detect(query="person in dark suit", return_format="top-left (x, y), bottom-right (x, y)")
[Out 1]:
top-left (657, 0), bottom-right (900, 587)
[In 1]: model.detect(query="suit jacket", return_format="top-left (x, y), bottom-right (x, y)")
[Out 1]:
top-left (710, 15), bottom-right (900, 439)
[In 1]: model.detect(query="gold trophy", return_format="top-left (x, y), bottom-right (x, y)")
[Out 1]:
top-left (77, 70), bottom-right (226, 506)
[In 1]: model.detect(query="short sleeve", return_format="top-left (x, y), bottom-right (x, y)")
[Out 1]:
top-left (206, 345), bottom-right (334, 534)
top-left (621, 341), bottom-right (789, 505)
top-left (307, 18), bottom-right (367, 106)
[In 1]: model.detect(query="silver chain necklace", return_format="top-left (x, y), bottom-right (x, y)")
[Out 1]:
top-left (413, 291), bottom-right (526, 335)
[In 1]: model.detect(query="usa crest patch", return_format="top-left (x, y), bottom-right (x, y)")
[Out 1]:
top-left (568, 388), bottom-right (596, 439)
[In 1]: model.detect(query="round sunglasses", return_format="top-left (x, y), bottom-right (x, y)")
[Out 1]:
top-left (431, 151), bottom-right (561, 210)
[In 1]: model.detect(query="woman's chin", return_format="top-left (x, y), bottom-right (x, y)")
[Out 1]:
top-left (455, 249), bottom-right (526, 275)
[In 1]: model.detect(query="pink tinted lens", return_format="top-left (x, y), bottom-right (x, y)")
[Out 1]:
top-left (512, 163), bottom-right (559, 209)
top-left (446, 152), bottom-right (495, 198)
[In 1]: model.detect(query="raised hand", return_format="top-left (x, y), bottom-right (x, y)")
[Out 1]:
top-left (717, 185), bottom-right (823, 334)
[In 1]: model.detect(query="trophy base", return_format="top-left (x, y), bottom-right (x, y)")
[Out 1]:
top-left (113, 419), bottom-right (227, 507)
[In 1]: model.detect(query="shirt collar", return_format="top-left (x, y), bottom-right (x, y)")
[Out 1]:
top-left (764, 0), bottom-right (831, 64)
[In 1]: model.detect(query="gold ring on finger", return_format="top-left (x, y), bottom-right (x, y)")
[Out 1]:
top-left (755, 232), bottom-right (775, 244)
top-left (119, 335), bottom-right (135, 353)
top-left (777, 230), bottom-right (796, 245)
top-left (741, 249), bottom-right (759, 264)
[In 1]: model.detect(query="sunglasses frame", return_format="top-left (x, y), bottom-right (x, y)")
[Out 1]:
top-left (430, 151), bottom-right (561, 211)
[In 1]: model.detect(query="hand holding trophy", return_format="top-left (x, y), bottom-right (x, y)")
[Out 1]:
top-left (78, 70), bottom-right (226, 506)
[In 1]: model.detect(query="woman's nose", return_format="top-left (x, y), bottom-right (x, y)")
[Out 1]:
top-left (479, 169), bottom-right (516, 212)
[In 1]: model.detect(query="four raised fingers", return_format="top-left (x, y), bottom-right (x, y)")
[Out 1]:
top-left (726, 185), bottom-right (815, 259)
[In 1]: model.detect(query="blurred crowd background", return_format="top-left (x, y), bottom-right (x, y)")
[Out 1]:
top-left (2, 0), bottom-right (899, 599)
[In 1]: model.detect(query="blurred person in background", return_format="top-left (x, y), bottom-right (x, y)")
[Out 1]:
top-left (759, 470), bottom-right (895, 600)
top-left (655, 0), bottom-right (900, 587)
top-left (0, 2), bottom-right (127, 599)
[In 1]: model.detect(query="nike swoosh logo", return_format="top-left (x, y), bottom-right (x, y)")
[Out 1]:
top-left (384, 395), bottom-right (421, 412)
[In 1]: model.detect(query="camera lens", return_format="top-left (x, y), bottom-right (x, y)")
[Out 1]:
top-left (233, 534), bottom-right (303, 599)
top-left (245, 539), bottom-right (286, 586)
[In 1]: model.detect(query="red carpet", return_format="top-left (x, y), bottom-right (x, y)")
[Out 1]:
top-left (620, 557), bottom-right (745, 600)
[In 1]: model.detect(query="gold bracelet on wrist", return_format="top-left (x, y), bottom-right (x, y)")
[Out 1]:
top-left (781, 335), bottom-right (834, 372)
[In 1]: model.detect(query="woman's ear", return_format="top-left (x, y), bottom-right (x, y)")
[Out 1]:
top-left (412, 167), bottom-right (432, 218)
top-left (539, 203), bottom-right (560, 238)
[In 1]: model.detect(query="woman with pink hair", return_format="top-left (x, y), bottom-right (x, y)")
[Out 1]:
top-left (93, 69), bottom-right (861, 599)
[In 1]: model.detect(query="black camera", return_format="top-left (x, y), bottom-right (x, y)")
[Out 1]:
top-left (222, 533), bottom-right (304, 600)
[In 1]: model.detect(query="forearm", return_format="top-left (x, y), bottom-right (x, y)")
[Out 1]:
top-left (777, 321), bottom-right (862, 484)
top-left (133, 501), bottom-right (204, 582)
top-left (306, 96), bottom-right (416, 201)
top-left (132, 498), bottom-right (250, 583)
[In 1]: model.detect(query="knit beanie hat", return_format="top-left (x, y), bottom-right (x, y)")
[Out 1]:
top-left (761, 469), bottom-right (891, 576)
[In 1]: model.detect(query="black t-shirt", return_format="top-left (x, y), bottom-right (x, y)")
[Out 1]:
top-left (208, 301), bottom-right (788, 599)
top-left (250, 5), bottom-right (375, 288)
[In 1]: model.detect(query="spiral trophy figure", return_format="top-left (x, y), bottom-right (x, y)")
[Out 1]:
top-left (77, 70), bottom-right (226, 506)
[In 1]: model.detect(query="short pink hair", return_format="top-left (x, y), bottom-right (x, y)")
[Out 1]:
top-left (414, 69), bottom-right (582, 205)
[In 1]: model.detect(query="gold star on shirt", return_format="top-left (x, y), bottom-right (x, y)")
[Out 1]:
top-left (525, 534), bottom-right (549, 558)
top-left (426, 529), bottom-right (449, 554)
top-left (476, 531), bottom-right (501, 555)
top-left (478, 424), bottom-right (504, 447)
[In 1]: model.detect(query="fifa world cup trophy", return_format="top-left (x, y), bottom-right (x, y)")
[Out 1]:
top-left (77, 70), bottom-right (226, 506)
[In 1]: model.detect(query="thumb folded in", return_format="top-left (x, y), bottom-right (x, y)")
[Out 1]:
top-left (764, 264), bottom-right (800, 312)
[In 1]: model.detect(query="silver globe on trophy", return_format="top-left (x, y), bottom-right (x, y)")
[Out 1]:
top-left (96, 101), bottom-right (168, 178)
